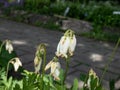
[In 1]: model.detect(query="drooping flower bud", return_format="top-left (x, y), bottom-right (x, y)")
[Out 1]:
top-left (34, 44), bottom-right (46, 73)
top-left (45, 57), bottom-right (61, 80)
top-left (51, 62), bottom-right (61, 80)
top-left (56, 29), bottom-right (76, 58)
top-left (10, 57), bottom-right (22, 72)
top-left (87, 69), bottom-right (99, 89)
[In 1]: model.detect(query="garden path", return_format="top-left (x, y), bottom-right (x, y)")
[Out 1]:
top-left (0, 18), bottom-right (120, 90)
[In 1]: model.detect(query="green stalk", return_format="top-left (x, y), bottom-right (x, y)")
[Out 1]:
top-left (83, 73), bottom-right (89, 88)
top-left (42, 48), bottom-right (46, 75)
top-left (0, 41), bottom-right (5, 54)
top-left (6, 58), bottom-right (15, 77)
top-left (63, 55), bottom-right (70, 84)
top-left (6, 61), bottom-right (10, 77)
top-left (41, 46), bottom-right (46, 90)
top-left (100, 38), bottom-right (120, 84)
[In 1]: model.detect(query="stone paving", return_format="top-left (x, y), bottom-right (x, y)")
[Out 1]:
top-left (0, 18), bottom-right (120, 90)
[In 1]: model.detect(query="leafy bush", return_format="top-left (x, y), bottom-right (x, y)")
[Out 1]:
top-left (1, 0), bottom-right (120, 28)
top-left (85, 1), bottom-right (120, 27)
top-left (23, 0), bottom-right (50, 14)
top-left (22, 1), bottom-right (120, 27)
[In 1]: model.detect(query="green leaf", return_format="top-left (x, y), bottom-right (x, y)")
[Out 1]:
top-left (14, 80), bottom-right (23, 90)
top-left (54, 84), bottom-right (66, 90)
top-left (59, 69), bottom-right (65, 84)
top-left (43, 76), bottom-right (49, 83)
top-left (72, 78), bottom-right (78, 90)
top-left (7, 77), bottom-right (13, 88)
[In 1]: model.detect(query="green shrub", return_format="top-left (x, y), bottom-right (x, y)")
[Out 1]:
top-left (85, 2), bottom-right (120, 27)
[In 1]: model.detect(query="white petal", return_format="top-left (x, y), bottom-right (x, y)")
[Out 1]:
top-left (16, 58), bottom-right (22, 66)
top-left (69, 35), bottom-right (76, 56)
top-left (50, 62), bottom-right (61, 74)
top-left (59, 36), bottom-right (70, 58)
top-left (61, 37), bottom-right (69, 51)
top-left (56, 36), bottom-right (70, 58)
top-left (8, 44), bottom-right (13, 54)
top-left (56, 36), bottom-right (65, 52)
top-left (44, 60), bottom-right (53, 71)
top-left (51, 62), bottom-right (57, 74)
top-left (54, 68), bottom-right (60, 77)
top-left (5, 41), bottom-right (13, 54)
top-left (56, 40), bottom-right (61, 57)
top-left (14, 58), bottom-right (22, 71)
top-left (52, 62), bottom-right (61, 80)
top-left (52, 68), bottom-right (60, 80)
top-left (10, 58), bottom-right (22, 72)
top-left (5, 42), bottom-right (9, 50)
top-left (56, 62), bottom-right (61, 69)
top-left (14, 63), bottom-right (19, 72)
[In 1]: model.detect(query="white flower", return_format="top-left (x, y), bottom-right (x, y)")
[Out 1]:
top-left (56, 30), bottom-right (77, 58)
top-left (56, 36), bottom-right (70, 58)
top-left (45, 60), bottom-right (61, 80)
top-left (69, 35), bottom-right (77, 56)
top-left (10, 58), bottom-right (22, 72)
top-left (5, 40), bottom-right (13, 54)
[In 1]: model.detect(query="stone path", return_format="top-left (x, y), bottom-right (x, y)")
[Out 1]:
top-left (0, 18), bottom-right (120, 90)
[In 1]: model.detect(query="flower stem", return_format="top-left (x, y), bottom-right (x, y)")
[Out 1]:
top-left (100, 38), bottom-right (120, 84)
top-left (6, 57), bottom-right (17, 77)
top-left (41, 47), bottom-right (46, 90)
top-left (42, 48), bottom-right (46, 75)
top-left (63, 56), bottom-right (70, 84)
top-left (0, 41), bottom-right (5, 54)
top-left (6, 60), bottom-right (11, 77)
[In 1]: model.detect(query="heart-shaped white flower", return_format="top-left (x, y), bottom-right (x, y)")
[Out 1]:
top-left (10, 58), bottom-right (22, 72)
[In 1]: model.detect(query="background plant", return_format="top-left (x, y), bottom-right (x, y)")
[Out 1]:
top-left (0, 0), bottom-right (120, 42)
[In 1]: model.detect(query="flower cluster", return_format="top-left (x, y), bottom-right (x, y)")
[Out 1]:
top-left (56, 29), bottom-right (76, 58)
top-left (44, 29), bottom-right (77, 80)
top-left (3, 29), bottom-right (76, 82)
